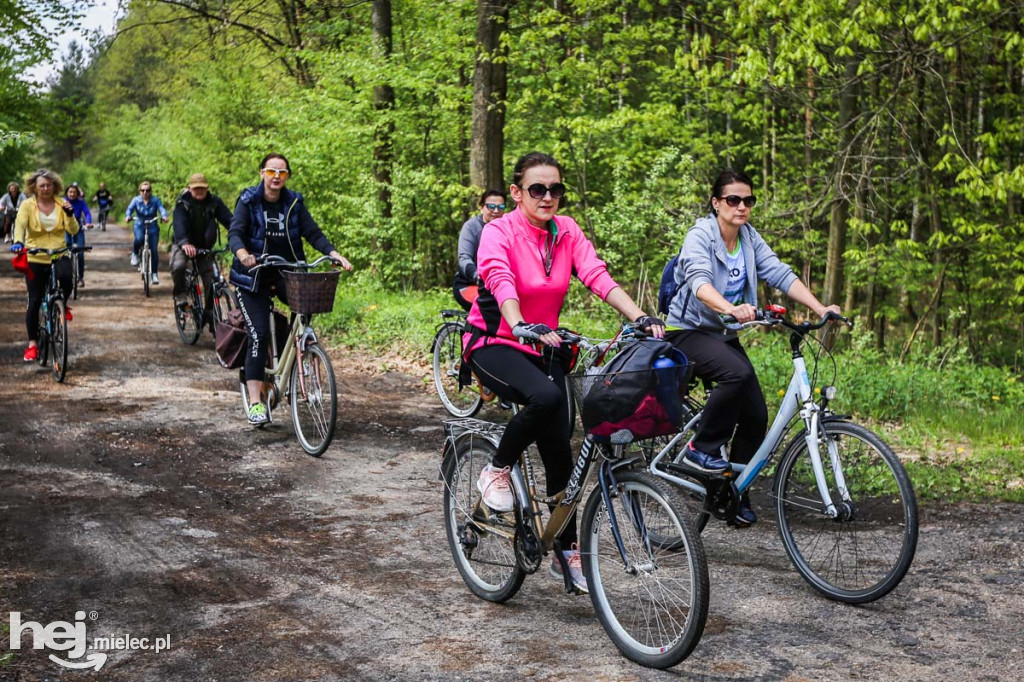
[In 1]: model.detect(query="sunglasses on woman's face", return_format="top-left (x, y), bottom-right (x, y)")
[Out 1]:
top-left (262, 168), bottom-right (290, 179)
top-left (720, 195), bottom-right (757, 208)
top-left (484, 203), bottom-right (506, 211)
top-left (140, 188), bottom-right (151, 193)
top-left (520, 183), bottom-right (566, 200)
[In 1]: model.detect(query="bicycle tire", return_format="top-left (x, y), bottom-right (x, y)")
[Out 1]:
top-left (174, 278), bottom-right (202, 345)
top-left (431, 322), bottom-right (482, 418)
top-left (142, 248), bottom-right (151, 298)
top-left (442, 438), bottom-right (525, 602)
top-left (71, 273), bottom-right (78, 301)
top-left (289, 343), bottom-right (337, 456)
top-left (50, 299), bottom-right (68, 383)
top-left (212, 284), bottom-right (236, 327)
top-left (581, 469), bottom-right (709, 668)
top-left (36, 304), bottom-right (49, 367)
top-left (564, 373), bottom-right (576, 438)
top-left (774, 420), bottom-right (918, 604)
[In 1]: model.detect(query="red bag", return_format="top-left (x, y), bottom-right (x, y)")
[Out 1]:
top-left (11, 251), bottom-right (32, 280)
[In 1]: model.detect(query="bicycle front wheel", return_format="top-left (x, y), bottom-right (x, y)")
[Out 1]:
top-left (142, 249), bottom-right (151, 297)
top-left (442, 438), bottom-right (525, 602)
top-left (50, 299), bottom-right (68, 383)
top-left (774, 420), bottom-right (918, 604)
top-left (431, 322), bottom-right (482, 418)
top-left (581, 470), bottom-right (709, 669)
top-left (212, 285), bottom-right (236, 326)
top-left (289, 343), bottom-right (337, 456)
top-left (175, 287), bottom-right (202, 345)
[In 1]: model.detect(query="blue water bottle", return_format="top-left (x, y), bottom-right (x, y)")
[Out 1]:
top-left (653, 356), bottom-right (682, 425)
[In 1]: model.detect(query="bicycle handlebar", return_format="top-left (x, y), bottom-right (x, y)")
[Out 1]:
top-left (193, 247), bottom-right (230, 257)
top-left (721, 307), bottom-right (854, 333)
top-left (27, 246), bottom-right (93, 256)
top-left (250, 253), bottom-right (343, 271)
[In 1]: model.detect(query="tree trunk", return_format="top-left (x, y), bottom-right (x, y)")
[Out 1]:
top-left (372, 0), bottom-right (395, 240)
top-left (469, 0), bottom-right (511, 193)
top-left (823, 58), bottom-right (858, 307)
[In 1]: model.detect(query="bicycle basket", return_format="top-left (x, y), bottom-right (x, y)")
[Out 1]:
top-left (283, 269), bottom-right (340, 314)
top-left (568, 358), bottom-right (689, 443)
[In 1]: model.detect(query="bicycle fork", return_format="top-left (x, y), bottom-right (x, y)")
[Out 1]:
top-left (598, 458), bottom-right (657, 574)
top-left (799, 406), bottom-right (853, 519)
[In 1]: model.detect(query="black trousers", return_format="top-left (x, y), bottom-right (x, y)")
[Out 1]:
top-left (471, 344), bottom-right (576, 544)
top-left (668, 330), bottom-right (767, 464)
top-left (236, 281), bottom-right (289, 383)
top-left (25, 259), bottom-right (73, 342)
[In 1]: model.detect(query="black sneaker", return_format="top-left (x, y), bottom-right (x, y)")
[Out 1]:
top-left (681, 442), bottom-right (729, 473)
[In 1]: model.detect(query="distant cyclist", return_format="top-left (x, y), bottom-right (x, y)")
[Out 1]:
top-left (1, 182), bottom-right (26, 244)
top-left (124, 181), bottom-right (169, 285)
top-left (170, 173), bottom-right (232, 333)
top-left (10, 169), bottom-right (80, 362)
top-left (64, 182), bottom-right (93, 287)
top-left (94, 182), bottom-right (114, 231)
top-left (452, 188), bottom-right (507, 310)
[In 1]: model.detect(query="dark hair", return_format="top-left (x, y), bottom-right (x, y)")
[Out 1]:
top-left (478, 188), bottom-right (507, 206)
top-left (708, 168), bottom-right (754, 213)
top-left (260, 153), bottom-right (291, 174)
top-left (512, 152), bottom-right (562, 187)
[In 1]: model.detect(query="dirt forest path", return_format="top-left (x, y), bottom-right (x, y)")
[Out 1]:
top-left (0, 223), bottom-right (1021, 681)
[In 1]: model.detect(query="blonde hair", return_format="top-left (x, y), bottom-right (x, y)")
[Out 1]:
top-left (24, 169), bottom-right (64, 198)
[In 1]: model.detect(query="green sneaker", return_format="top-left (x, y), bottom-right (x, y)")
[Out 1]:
top-left (247, 402), bottom-right (269, 426)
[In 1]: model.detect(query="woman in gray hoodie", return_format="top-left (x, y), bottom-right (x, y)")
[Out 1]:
top-left (664, 169), bottom-right (840, 525)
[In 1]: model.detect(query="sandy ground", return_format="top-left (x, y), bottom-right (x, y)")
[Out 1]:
top-left (0, 224), bottom-right (1021, 681)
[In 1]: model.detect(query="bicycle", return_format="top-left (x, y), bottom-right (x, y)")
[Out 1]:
top-left (174, 247), bottom-right (237, 344)
top-left (639, 306), bottom-right (918, 604)
top-left (138, 216), bottom-right (159, 297)
top-left (441, 330), bottom-right (709, 669)
top-left (27, 245), bottom-right (91, 383)
top-left (237, 254), bottom-right (342, 456)
top-left (97, 205), bottom-right (110, 232)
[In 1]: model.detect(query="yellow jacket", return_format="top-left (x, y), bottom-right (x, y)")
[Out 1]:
top-left (14, 197), bottom-right (80, 265)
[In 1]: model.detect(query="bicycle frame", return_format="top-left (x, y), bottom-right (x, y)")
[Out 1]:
top-left (649, 328), bottom-right (849, 520)
top-left (263, 309), bottom-right (318, 413)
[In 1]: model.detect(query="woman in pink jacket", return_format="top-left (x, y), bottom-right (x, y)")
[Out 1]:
top-left (464, 152), bottom-right (664, 593)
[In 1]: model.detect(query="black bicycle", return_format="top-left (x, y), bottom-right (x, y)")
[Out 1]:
top-left (27, 245), bottom-right (91, 383)
top-left (175, 247), bottom-right (237, 344)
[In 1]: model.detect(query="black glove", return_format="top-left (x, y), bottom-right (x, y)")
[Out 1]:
top-left (634, 315), bottom-right (665, 331)
top-left (512, 321), bottom-right (553, 343)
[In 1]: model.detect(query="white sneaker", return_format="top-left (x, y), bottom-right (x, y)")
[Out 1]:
top-left (476, 464), bottom-right (514, 512)
top-left (549, 543), bottom-right (588, 593)
top-left (130, 253), bottom-right (139, 266)
top-left (151, 273), bottom-right (160, 285)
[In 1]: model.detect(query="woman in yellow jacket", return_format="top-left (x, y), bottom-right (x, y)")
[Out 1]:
top-left (11, 169), bottom-right (80, 362)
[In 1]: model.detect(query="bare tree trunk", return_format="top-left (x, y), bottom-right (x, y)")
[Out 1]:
top-left (372, 0), bottom-right (395, 243)
top-left (823, 59), bottom-right (858, 306)
top-left (469, 0), bottom-right (511, 193)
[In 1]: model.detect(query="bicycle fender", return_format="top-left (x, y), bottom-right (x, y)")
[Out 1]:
top-left (297, 327), bottom-right (318, 353)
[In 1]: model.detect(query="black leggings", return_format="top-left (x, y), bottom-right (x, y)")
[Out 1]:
top-left (25, 259), bottom-right (73, 342)
top-left (667, 330), bottom-right (767, 464)
top-left (471, 344), bottom-right (576, 544)
top-left (236, 282), bottom-right (289, 383)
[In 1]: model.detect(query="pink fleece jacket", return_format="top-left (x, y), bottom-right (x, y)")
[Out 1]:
top-left (464, 208), bottom-right (619, 357)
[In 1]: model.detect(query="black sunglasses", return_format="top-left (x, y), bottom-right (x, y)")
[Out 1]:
top-left (484, 203), bottom-right (506, 211)
top-left (521, 183), bottom-right (566, 201)
top-left (140, 188), bottom-right (152, 193)
top-left (720, 194), bottom-right (756, 208)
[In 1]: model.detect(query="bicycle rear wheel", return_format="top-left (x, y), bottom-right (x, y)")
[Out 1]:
top-left (581, 469), bottom-right (708, 668)
top-left (175, 282), bottom-right (202, 345)
top-left (442, 438), bottom-right (525, 602)
top-left (289, 343), bottom-right (337, 456)
top-left (431, 322), bottom-right (482, 418)
top-left (774, 420), bottom-right (918, 604)
top-left (50, 299), bottom-right (68, 383)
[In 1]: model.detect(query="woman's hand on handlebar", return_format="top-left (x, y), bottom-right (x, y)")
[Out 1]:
top-left (728, 303), bottom-right (758, 324)
top-left (817, 304), bottom-right (842, 321)
top-left (329, 251), bottom-right (352, 271)
top-left (513, 321), bottom-right (560, 347)
top-left (633, 315), bottom-right (666, 339)
top-left (237, 249), bottom-right (257, 268)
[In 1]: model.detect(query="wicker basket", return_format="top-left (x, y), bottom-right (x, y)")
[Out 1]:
top-left (283, 269), bottom-right (340, 314)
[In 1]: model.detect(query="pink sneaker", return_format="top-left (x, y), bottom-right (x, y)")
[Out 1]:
top-left (549, 543), bottom-right (588, 593)
top-left (476, 464), bottom-right (514, 512)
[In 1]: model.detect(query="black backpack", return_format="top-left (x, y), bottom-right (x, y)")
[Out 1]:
top-left (578, 339), bottom-right (689, 440)
top-left (657, 255), bottom-right (680, 315)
